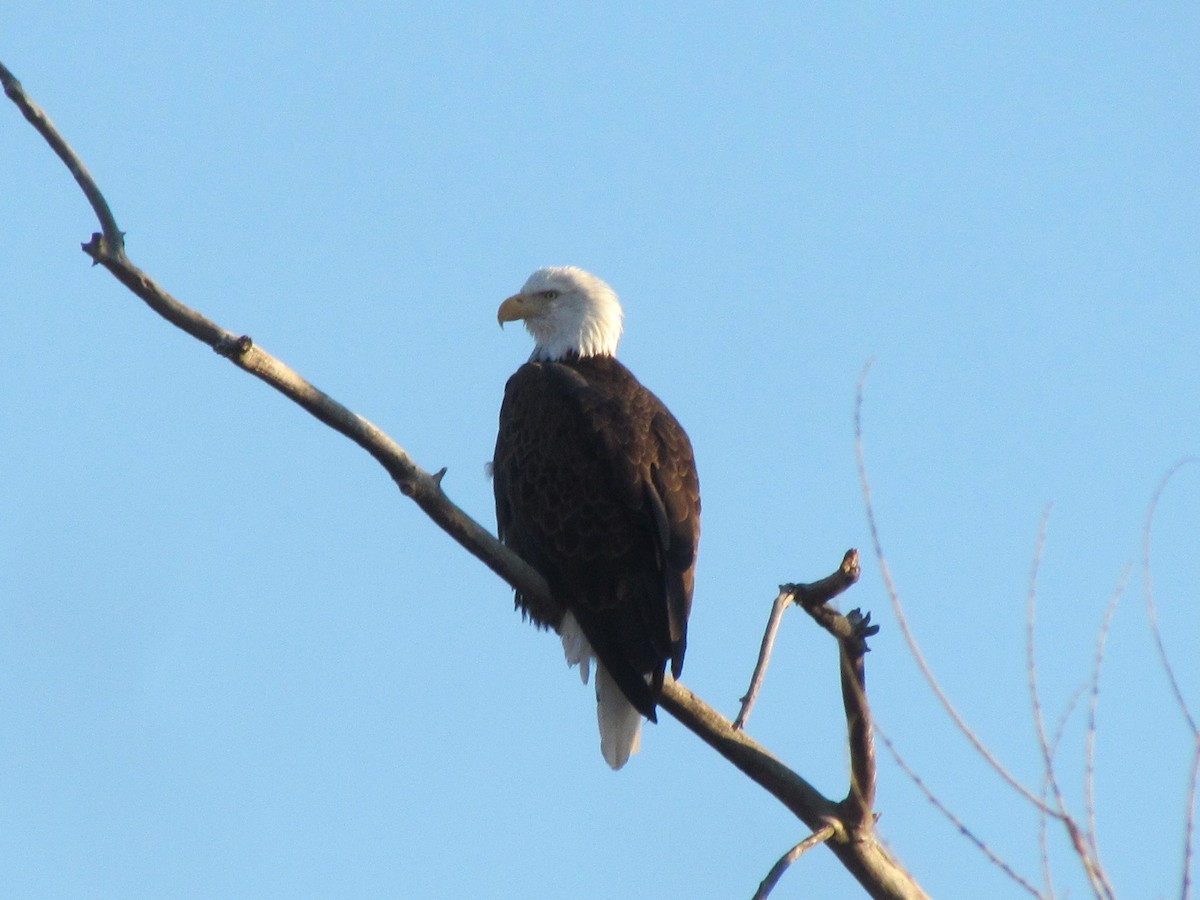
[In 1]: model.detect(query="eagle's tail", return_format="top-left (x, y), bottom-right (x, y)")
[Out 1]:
top-left (560, 612), bottom-right (643, 769)
top-left (596, 661), bottom-right (643, 770)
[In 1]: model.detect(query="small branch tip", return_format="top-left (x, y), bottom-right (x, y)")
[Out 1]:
top-left (842, 548), bottom-right (861, 579)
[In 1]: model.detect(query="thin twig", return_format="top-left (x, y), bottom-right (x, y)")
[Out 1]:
top-left (1022, 520), bottom-right (1113, 900)
top-left (1184, 733), bottom-right (1199, 900)
top-left (752, 825), bottom-right (837, 900)
top-left (1025, 510), bottom-right (1070, 824)
top-left (1083, 571), bottom-right (1125, 880)
top-left (1143, 458), bottom-right (1200, 737)
top-left (876, 723), bottom-right (1044, 898)
top-left (1039, 682), bottom-right (1088, 900)
top-left (734, 588), bottom-right (794, 731)
top-left (1025, 512), bottom-right (1114, 900)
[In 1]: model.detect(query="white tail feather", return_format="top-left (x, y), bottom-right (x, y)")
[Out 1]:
top-left (596, 662), bottom-right (643, 769)
top-left (559, 613), bottom-right (644, 768)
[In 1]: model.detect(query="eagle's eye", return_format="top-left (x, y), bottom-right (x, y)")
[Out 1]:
top-left (536, 290), bottom-right (561, 301)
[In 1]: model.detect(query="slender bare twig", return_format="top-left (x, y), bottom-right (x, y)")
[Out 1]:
top-left (1037, 682), bottom-right (1088, 900)
top-left (734, 589), bottom-right (794, 731)
top-left (1024, 511), bottom-right (1076, 837)
top-left (752, 825), bottom-right (838, 900)
top-left (1184, 733), bottom-right (1199, 900)
top-left (1025, 508), bottom-right (1053, 769)
top-left (1143, 458), bottom-right (1200, 738)
top-left (4, 62), bottom-right (930, 900)
top-left (1083, 572), bottom-right (1125, 880)
top-left (1038, 684), bottom-right (1082, 899)
top-left (876, 723), bottom-right (1044, 898)
top-left (855, 362), bottom-right (1054, 815)
top-left (734, 551), bottom-right (861, 730)
top-left (1024, 509), bottom-right (1114, 900)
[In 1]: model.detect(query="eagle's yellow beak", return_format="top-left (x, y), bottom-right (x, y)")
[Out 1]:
top-left (497, 292), bottom-right (551, 326)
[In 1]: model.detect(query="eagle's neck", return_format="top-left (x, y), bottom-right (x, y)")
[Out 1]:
top-left (530, 347), bottom-right (614, 365)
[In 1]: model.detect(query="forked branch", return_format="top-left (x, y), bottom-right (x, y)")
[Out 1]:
top-left (730, 549), bottom-right (880, 895)
top-left (734, 549), bottom-right (862, 731)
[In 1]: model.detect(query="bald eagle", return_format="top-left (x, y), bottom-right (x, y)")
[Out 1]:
top-left (493, 266), bottom-right (701, 769)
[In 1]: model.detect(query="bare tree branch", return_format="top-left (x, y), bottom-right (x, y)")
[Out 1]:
top-left (734, 588), bottom-right (793, 732)
top-left (752, 825), bottom-right (838, 900)
top-left (1083, 573), bottom-right (1125, 885)
top-left (1025, 509), bottom-right (1055, 789)
top-left (4, 61), bottom-right (929, 900)
top-left (837, 612), bottom-right (878, 827)
top-left (1185, 733), bottom-right (1200, 900)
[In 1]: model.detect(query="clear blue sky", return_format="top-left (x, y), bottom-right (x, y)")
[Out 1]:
top-left (3, 4), bottom-right (1198, 898)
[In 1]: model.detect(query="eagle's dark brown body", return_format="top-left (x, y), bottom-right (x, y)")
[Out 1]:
top-left (493, 353), bottom-right (700, 720)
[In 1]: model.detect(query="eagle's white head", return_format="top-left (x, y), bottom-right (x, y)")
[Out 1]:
top-left (497, 266), bottom-right (623, 362)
